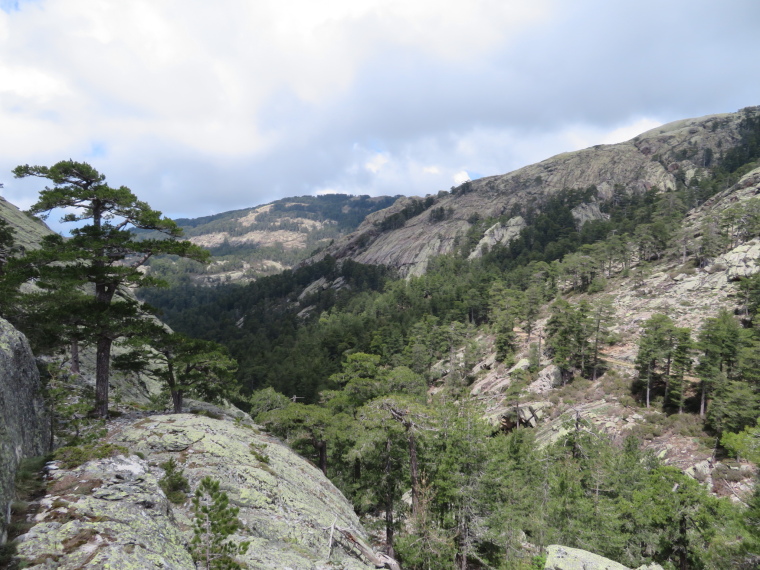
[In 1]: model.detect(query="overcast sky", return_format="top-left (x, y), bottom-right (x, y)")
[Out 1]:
top-left (1, 0), bottom-right (759, 224)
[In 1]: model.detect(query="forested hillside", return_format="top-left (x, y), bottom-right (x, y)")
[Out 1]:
top-left (133, 108), bottom-right (760, 568)
top-left (140, 193), bottom-right (399, 285)
top-left (2, 108), bottom-right (760, 568)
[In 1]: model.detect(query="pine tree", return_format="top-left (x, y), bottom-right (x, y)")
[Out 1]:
top-left (191, 477), bottom-right (249, 570)
top-left (635, 314), bottom-right (675, 408)
top-left (13, 160), bottom-right (209, 417)
top-left (668, 328), bottom-right (694, 413)
top-left (115, 328), bottom-right (239, 413)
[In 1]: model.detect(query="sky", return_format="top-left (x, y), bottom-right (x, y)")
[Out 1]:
top-left (1, 0), bottom-right (759, 225)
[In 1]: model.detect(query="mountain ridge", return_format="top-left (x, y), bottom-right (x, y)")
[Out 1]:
top-left (311, 107), bottom-right (758, 276)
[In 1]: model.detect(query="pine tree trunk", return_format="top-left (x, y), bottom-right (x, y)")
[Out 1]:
top-left (95, 336), bottom-right (112, 417)
top-left (70, 340), bottom-right (80, 374)
top-left (318, 440), bottom-right (327, 475)
top-left (408, 430), bottom-right (419, 517)
top-left (700, 382), bottom-right (707, 418)
top-left (171, 389), bottom-right (184, 413)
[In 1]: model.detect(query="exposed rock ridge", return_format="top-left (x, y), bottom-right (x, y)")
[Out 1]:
top-left (15, 413), bottom-right (377, 569)
top-left (317, 107), bottom-right (758, 276)
top-left (0, 318), bottom-right (50, 543)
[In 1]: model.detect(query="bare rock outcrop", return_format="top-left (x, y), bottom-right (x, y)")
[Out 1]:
top-left (0, 196), bottom-right (54, 251)
top-left (15, 413), bottom-right (378, 569)
top-left (544, 545), bottom-right (664, 570)
top-left (468, 216), bottom-right (526, 259)
top-left (0, 318), bottom-right (50, 543)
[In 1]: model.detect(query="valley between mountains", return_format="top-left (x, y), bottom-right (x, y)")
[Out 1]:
top-left (2, 106), bottom-right (760, 569)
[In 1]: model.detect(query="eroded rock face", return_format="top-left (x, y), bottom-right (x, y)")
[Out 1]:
top-left (16, 413), bottom-right (376, 569)
top-left (468, 216), bottom-right (526, 259)
top-left (0, 196), bottom-right (55, 251)
top-left (0, 318), bottom-right (50, 543)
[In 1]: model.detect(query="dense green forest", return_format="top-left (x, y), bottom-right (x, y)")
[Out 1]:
top-left (130, 116), bottom-right (760, 568)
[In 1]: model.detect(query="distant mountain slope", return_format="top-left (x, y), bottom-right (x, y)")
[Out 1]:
top-left (144, 193), bottom-right (399, 284)
top-left (0, 195), bottom-right (54, 250)
top-left (315, 107), bottom-right (759, 276)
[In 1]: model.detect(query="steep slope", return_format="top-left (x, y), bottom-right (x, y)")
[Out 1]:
top-left (0, 195), bottom-right (54, 250)
top-left (317, 107), bottom-right (758, 276)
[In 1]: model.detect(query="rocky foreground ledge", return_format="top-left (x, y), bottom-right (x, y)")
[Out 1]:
top-left (14, 413), bottom-right (378, 569)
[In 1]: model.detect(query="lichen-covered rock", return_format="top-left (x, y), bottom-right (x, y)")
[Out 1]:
top-left (119, 414), bottom-right (376, 569)
top-left (14, 455), bottom-right (193, 569)
top-left (544, 545), bottom-right (629, 569)
top-left (0, 317), bottom-right (50, 543)
top-left (16, 413), bottom-right (378, 569)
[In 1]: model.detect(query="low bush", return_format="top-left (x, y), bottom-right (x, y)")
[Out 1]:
top-left (159, 457), bottom-right (190, 504)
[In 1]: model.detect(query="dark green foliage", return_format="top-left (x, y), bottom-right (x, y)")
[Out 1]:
top-left (114, 327), bottom-right (239, 413)
top-left (10, 160), bottom-right (209, 417)
top-left (545, 298), bottom-right (591, 381)
top-left (379, 197), bottom-right (435, 232)
top-left (159, 457), bottom-right (190, 504)
top-left (191, 477), bottom-right (249, 570)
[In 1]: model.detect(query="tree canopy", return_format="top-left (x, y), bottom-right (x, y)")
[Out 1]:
top-left (12, 160), bottom-right (209, 416)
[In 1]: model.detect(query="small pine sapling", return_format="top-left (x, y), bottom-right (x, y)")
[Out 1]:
top-left (158, 457), bottom-right (190, 504)
top-left (191, 477), bottom-right (249, 570)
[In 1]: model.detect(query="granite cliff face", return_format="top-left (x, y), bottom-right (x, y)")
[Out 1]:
top-left (316, 108), bottom-right (758, 276)
top-left (14, 412), bottom-right (379, 569)
top-left (0, 318), bottom-right (50, 543)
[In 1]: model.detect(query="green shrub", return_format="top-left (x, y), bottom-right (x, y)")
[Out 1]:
top-left (53, 443), bottom-right (128, 469)
top-left (159, 457), bottom-right (190, 504)
top-left (191, 408), bottom-right (224, 420)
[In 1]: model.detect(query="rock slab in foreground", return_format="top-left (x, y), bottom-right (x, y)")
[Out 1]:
top-left (17, 413), bottom-right (377, 569)
top-left (14, 455), bottom-right (193, 568)
top-left (0, 317), bottom-right (50, 543)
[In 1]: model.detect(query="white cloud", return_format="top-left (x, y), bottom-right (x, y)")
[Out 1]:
top-left (0, 0), bottom-right (759, 221)
top-left (563, 118), bottom-right (665, 151)
top-left (365, 152), bottom-right (390, 173)
top-left (453, 171), bottom-right (471, 186)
